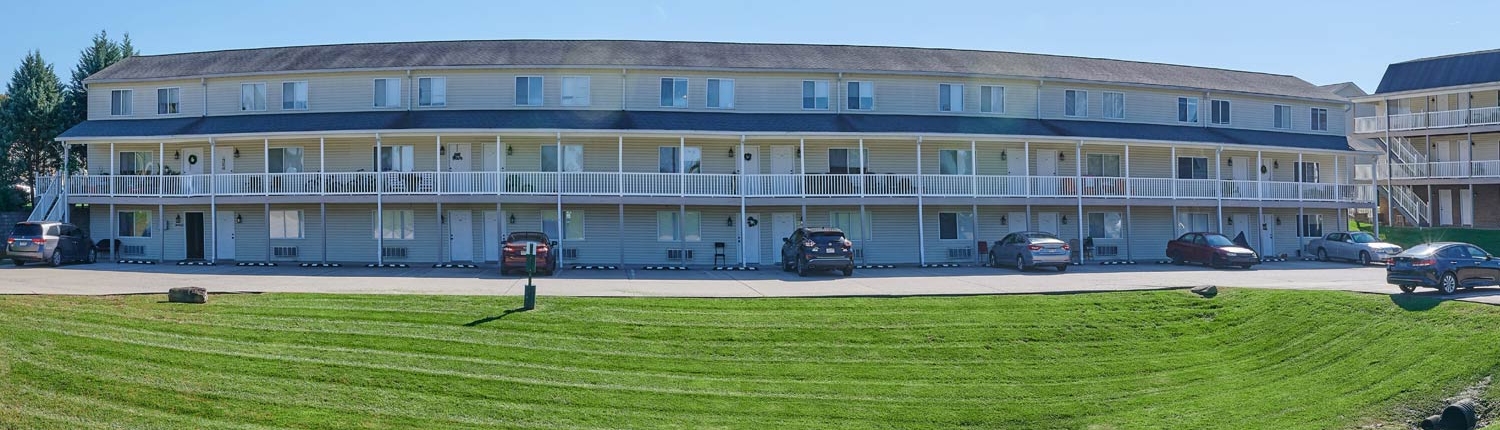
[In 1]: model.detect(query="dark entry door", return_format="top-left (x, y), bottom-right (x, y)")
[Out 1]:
top-left (186, 212), bottom-right (205, 260)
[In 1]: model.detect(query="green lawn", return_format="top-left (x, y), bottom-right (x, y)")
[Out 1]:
top-left (1375, 226), bottom-right (1500, 252)
top-left (2, 289), bottom-right (1497, 429)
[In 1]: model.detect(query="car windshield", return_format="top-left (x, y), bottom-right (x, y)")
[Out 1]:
top-left (506, 233), bottom-right (548, 243)
top-left (10, 224), bottom-right (41, 236)
top-left (1350, 233), bottom-right (1378, 243)
top-left (1025, 233), bottom-right (1060, 241)
top-left (808, 232), bottom-right (845, 241)
top-left (1204, 234), bottom-right (1235, 247)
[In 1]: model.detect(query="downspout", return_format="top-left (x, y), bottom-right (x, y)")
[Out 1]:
top-left (406, 69), bottom-right (413, 111)
top-left (200, 78), bottom-right (208, 117)
top-left (621, 69), bottom-right (628, 111)
top-left (835, 72), bottom-right (844, 114)
top-left (1036, 80), bottom-right (1044, 119)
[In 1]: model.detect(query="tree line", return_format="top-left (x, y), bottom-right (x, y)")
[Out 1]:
top-left (0, 31), bottom-right (137, 210)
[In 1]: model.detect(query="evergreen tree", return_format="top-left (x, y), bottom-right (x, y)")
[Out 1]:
top-left (63, 31), bottom-right (135, 128)
top-left (0, 51), bottom-right (66, 204)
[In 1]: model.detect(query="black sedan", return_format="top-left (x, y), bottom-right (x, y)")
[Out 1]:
top-left (1387, 242), bottom-right (1500, 294)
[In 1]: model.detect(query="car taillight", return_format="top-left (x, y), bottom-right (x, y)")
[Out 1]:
top-left (1412, 258), bottom-right (1436, 267)
top-left (5, 238), bottom-right (12, 244)
top-left (1061, 244), bottom-right (1071, 251)
top-left (841, 238), bottom-right (852, 249)
top-left (803, 240), bottom-right (816, 248)
top-left (30, 238), bottom-right (44, 244)
top-left (1027, 244), bottom-right (1042, 251)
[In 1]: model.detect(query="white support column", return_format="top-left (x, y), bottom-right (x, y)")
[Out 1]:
top-left (319, 137), bottom-right (326, 195)
top-left (263, 202), bottom-right (270, 264)
top-left (1170, 147), bottom-right (1177, 199)
top-left (61, 141), bottom-right (69, 223)
top-left (618, 203), bottom-right (625, 267)
top-left (1256, 151), bottom-right (1264, 203)
top-left (1124, 205), bottom-right (1133, 261)
top-left (158, 142), bottom-right (165, 199)
top-left (376, 133), bottom-right (384, 265)
top-left (617, 136), bottom-right (624, 197)
top-left (1257, 206), bottom-right (1265, 253)
top-left (108, 203), bottom-right (115, 261)
top-left (159, 203), bottom-right (166, 262)
top-left (1124, 144), bottom-right (1131, 261)
top-left (1371, 159), bottom-right (1380, 236)
top-left (209, 139), bottom-right (217, 262)
top-left (970, 140), bottom-right (978, 198)
top-left (1023, 142), bottom-right (1031, 198)
top-left (1215, 146), bottom-right (1223, 232)
top-left (858, 138), bottom-right (865, 198)
top-left (496, 135), bottom-right (504, 197)
top-left (437, 202), bottom-right (444, 263)
top-left (320, 202), bottom-right (327, 263)
top-left (916, 136), bottom-right (926, 266)
top-left (263, 138), bottom-right (270, 197)
top-left (678, 136), bottom-right (686, 197)
top-left (435, 135), bottom-right (443, 194)
top-left (109, 142), bottom-right (116, 198)
top-left (1075, 140), bottom-right (1084, 264)
top-left (556, 132), bottom-right (564, 262)
top-left (1334, 154), bottom-right (1341, 202)
top-left (678, 203), bottom-right (687, 265)
top-left (738, 135), bottom-right (747, 267)
top-left (799, 137), bottom-right (807, 224)
top-left (1297, 153), bottom-right (1305, 202)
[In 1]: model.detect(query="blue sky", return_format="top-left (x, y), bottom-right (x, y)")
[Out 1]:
top-left (2, 0), bottom-right (1495, 92)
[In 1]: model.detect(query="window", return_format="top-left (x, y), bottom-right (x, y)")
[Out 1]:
top-left (980, 85), bottom-right (1005, 113)
top-left (938, 212), bottom-right (975, 241)
top-left (802, 80), bottom-right (829, 110)
top-left (846, 81), bottom-right (873, 110)
top-left (658, 146), bottom-right (702, 173)
top-left (542, 210), bottom-right (583, 240)
top-left (373, 78), bottom-right (401, 108)
top-left (110, 89), bottom-right (133, 115)
top-left (1211, 99), bottom-right (1230, 125)
top-left (117, 210), bottom-right (152, 238)
top-left (156, 88), bottom-right (179, 114)
top-left (1176, 157), bottom-right (1209, 179)
top-left (541, 145), bottom-right (584, 172)
top-left (561, 76), bottom-right (590, 106)
top-left (707, 78), bottom-right (735, 109)
top-left (939, 84), bottom-right (963, 112)
top-left (418, 77), bottom-right (446, 107)
top-left (1177, 97), bottom-right (1199, 123)
top-left (830, 211), bottom-right (868, 240)
top-left (269, 210), bottom-right (304, 239)
top-left (281, 81), bottom-right (308, 110)
top-left (939, 149), bottom-right (973, 175)
top-left (1310, 108), bottom-right (1328, 131)
top-left (118, 151), bottom-right (154, 175)
top-left (1064, 90), bottom-right (1086, 117)
top-left (269, 147), bottom-right (304, 173)
top-left (1088, 212), bottom-right (1123, 239)
top-left (1273, 105), bottom-right (1292, 129)
top-left (659, 78), bottom-right (688, 107)
top-left (828, 148), bottom-right (868, 174)
top-left (375, 210), bottom-right (415, 240)
top-left (374, 145), bottom-right (414, 172)
top-left (1086, 154), bottom-right (1121, 177)
top-left (514, 76), bottom-right (543, 106)
top-left (1177, 213), bottom-right (1211, 234)
top-left (656, 211), bottom-right (702, 242)
top-left (240, 83), bottom-right (267, 111)
top-left (1294, 162), bottom-right (1320, 183)
top-left (1102, 92), bottom-right (1124, 119)
top-left (1297, 214), bottom-right (1323, 238)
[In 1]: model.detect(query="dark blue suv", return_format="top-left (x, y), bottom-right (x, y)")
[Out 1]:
top-left (1387, 242), bottom-right (1500, 294)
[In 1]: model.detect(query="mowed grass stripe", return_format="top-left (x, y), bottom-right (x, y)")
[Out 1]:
top-left (4, 289), bottom-right (1500, 428)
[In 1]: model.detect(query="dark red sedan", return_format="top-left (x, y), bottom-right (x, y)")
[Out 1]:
top-left (1165, 232), bottom-right (1259, 269)
top-left (501, 231), bottom-right (560, 276)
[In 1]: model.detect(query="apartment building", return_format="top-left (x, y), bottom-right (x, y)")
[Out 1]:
top-left (1351, 49), bottom-right (1500, 228)
top-left (40, 40), bottom-right (1375, 267)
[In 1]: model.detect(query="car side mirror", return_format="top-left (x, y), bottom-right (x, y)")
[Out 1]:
top-left (549, 241), bottom-right (558, 247)
top-left (783, 237), bottom-right (792, 244)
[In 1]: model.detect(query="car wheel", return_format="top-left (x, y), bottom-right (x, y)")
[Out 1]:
top-left (1055, 264), bottom-right (1068, 272)
top-left (796, 259), bottom-right (808, 277)
top-left (1398, 285), bottom-right (1416, 293)
top-left (49, 250), bottom-right (63, 267)
top-left (842, 267), bottom-right (854, 277)
top-left (781, 256), bottom-right (793, 272)
top-left (1358, 251), bottom-right (1371, 266)
top-left (86, 248), bottom-right (97, 264)
top-left (1440, 272), bottom-right (1459, 295)
top-left (988, 253), bottom-right (998, 268)
top-left (1316, 248), bottom-right (1328, 262)
top-left (12, 260), bottom-right (24, 266)
top-left (1209, 255), bottom-right (1224, 269)
top-left (1239, 264), bottom-right (1254, 270)
top-left (1015, 255), bottom-right (1027, 272)
top-left (1169, 252), bottom-right (1184, 266)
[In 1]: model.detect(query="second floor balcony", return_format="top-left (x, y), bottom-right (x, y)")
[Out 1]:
top-left (1355, 106), bottom-right (1500, 133)
top-left (62, 171), bottom-right (1375, 203)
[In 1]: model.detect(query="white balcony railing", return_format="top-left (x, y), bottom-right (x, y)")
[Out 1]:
top-left (1473, 106), bottom-right (1500, 126)
top-left (1355, 106), bottom-right (1500, 133)
top-left (61, 171), bottom-right (1373, 203)
top-left (1429, 161), bottom-right (1471, 178)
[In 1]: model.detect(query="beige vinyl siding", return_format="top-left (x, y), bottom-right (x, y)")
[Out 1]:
top-left (88, 81), bottom-right (204, 120)
top-left (207, 72), bottom-right (409, 115)
top-left (624, 70), bottom-right (836, 113)
top-left (860, 206), bottom-right (917, 264)
top-left (1040, 84), bottom-right (1203, 124)
top-left (1474, 91), bottom-right (1499, 109)
top-left (1126, 207), bottom-right (1172, 260)
top-left (618, 205), bottom-right (743, 266)
top-left (922, 205), bottom-right (983, 263)
top-left (92, 205), bottom-right (163, 258)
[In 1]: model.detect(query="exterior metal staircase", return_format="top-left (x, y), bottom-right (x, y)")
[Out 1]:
top-left (1371, 137), bottom-right (1430, 227)
top-left (26, 174), bottom-right (65, 222)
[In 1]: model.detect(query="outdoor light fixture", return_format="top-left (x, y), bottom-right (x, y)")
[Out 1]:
top-left (441, 214), bottom-right (446, 224)
top-left (506, 145), bottom-right (514, 156)
top-left (1226, 217), bottom-right (1233, 226)
top-left (1000, 150), bottom-right (1008, 161)
top-left (726, 217), bottom-right (734, 227)
top-left (1059, 152), bottom-right (1066, 161)
top-left (999, 215), bottom-right (1008, 226)
top-left (727, 148), bottom-right (735, 158)
top-left (1272, 160), bottom-right (1279, 169)
top-left (796, 148), bottom-right (801, 158)
top-left (173, 150), bottom-right (180, 160)
top-left (233, 148), bottom-right (241, 158)
top-left (1226, 158), bottom-right (1233, 167)
top-left (1275, 216), bottom-right (1282, 226)
top-left (1061, 215), bottom-right (1069, 225)
top-left (440, 145), bottom-right (446, 155)
top-left (508, 214), bottom-right (517, 224)
top-left (175, 214), bottom-right (182, 226)
top-left (235, 214), bottom-right (243, 224)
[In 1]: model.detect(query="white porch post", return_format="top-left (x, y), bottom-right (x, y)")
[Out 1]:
top-left (1256, 150), bottom-right (1264, 252)
top-left (263, 138), bottom-right (269, 197)
top-left (60, 141), bottom-right (69, 223)
top-left (858, 138), bottom-right (865, 197)
top-left (497, 135), bottom-right (505, 196)
top-left (209, 139), bottom-right (217, 262)
top-left (109, 142), bottom-right (116, 198)
top-left (1023, 141), bottom-right (1030, 198)
top-left (916, 136), bottom-right (926, 266)
top-left (158, 142), bottom-right (165, 199)
top-left (437, 202), bottom-right (444, 263)
top-left (319, 137), bottom-right (326, 195)
top-left (799, 137), bottom-right (807, 224)
top-left (617, 136), bottom-right (624, 197)
top-left (1215, 147), bottom-right (1223, 232)
top-left (1124, 144), bottom-right (1131, 260)
top-left (1334, 154), bottom-right (1341, 202)
top-left (678, 136), bottom-right (686, 197)
top-left (556, 132), bottom-right (564, 263)
top-left (1075, 140), bottom-right (1083, 264)
top-left (1170, 147), bottom-right (1177, 199)
top-left (159, 203), bottom-right (165, 262)
top-left (376, 133), bottom-right (384, 265)
top-left (1371, 159), bottom-right (1380, 236)
top-left (738, 135), bottom-right (747, 267)
top-left (970, 139), bottom-right (978, 196)
top-left (1297, 153), bottom-right (1305, 255)
top-left (435, 135), bottom-right (442, 194)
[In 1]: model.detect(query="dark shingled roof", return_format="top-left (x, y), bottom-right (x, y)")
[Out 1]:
top-left (57, 110), bottom-right (1353, 151)
top-left (87, 40), bottom-right (1342, 101)
top-left (1375, 49), bottom-right (1500, 94)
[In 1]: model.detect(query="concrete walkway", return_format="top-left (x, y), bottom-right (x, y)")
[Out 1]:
top-left (3, 260), bottom-right (1499, 305)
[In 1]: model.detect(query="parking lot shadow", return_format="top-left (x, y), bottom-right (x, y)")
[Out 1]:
top-left (1389, 294), bottom-right (1442, 311)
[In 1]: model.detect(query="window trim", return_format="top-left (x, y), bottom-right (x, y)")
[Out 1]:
top-left (374, 145), bottom-right (415, 172)
top-left (541, 210), bottom-right (585, 241)
top-left (829, 211), bottom-right (869, 240)
top-left (374, 209), bottom-right (416, 240)
top-left (513, 75), bottom-right (545, 107)
top-left (239, 82), bottom-right (268, 112)
top-left (938, 83), bottom-right (964, 113)
top-left (1085, 153), bottom-right (1122, 177)
top-left (280, 81), bottom-right (309, 111)
top-left (110, 89), bottom-right (134, 116)
top-left (980, 85), bottom-right (1006, 114)
top-left (1176, 156), bottom-right (1210, 180)
top-left (372, 78), bottom-right (402, 108)
top-left (1210, 99), bottom-right (1231, 125)
top-left (1297, 214), bottom-right (1324, 238)
top-left (268, 146), bottom-right (306, 174)
top-left (268, 209), bottom-right (305, 239)
top-left (801, 80), bottom-right (830, 111)
top-left (117, 151), bottom-right (155, 175)
top-left (1310, 107), bottom-right (1329, 131)
top-left (656, 211), bottom-right (703, 242)
top-left (118, 210), bottom-right (153, 238)
top-left (155, 87), bottom-right (179, 115)
top-left (1273, 104), bottom-right (1293, 129)
top-left (1102, 91), bottom-right (1125, 119)
top-left (659, 77), bottom-right (689, 108)
top-left (1177, 96), bottom-right (1200, 123)
top-left (657, 146), bottom-right (703, 174)
top-left (846, 81), bottom-right (875, 111)
top-left (827, 148), bottom-right (869, 174)
top-left (541, 144), bottom-right (584, 172)
top-left (1064, 89), bottom-right (1087, 117)
top-left (1087, 211), bottom-right (1124, 239)
top-left (937, 212), bottom-right (975, 241)
top-left (560, 76), bottom-right (591, 107)
top-left (416, 76), bottom-right (447, 108)
top-left (706, 78), bottom-right (735, 109)
top-left (938, 149), bottom-right (974, 175)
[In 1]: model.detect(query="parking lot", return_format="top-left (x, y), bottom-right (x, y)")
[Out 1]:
top-left (2, 260), bottom-right (1498, 305)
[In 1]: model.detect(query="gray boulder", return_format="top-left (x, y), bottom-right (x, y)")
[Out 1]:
top-left (168, 287), bottom-right (207, 304)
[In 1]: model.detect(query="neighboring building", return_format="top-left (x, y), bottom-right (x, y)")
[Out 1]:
top-left (44, 40), bottom-right (1374, 266)
top-left (1352, 49), bottom-right (1500, 228)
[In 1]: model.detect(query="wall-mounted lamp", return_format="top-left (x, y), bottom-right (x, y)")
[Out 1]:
top-left (796, 148), bottom-right (802, 158)
top-left (233, 148), bottom-right (242, 158)
top-left (441, 214), bottom-right (446, 224)
top-left (999, 215), bottom-right (1008, 226)
top-left (1059, 152), bottom-right (1066, 162)
top-left (1061, 215), bottom-right (1069, 225)
top-left (175, 214), bottom-right (182, 226)
top-left (727, 148), bottom-right (735, 158)
top-left (1000, 150), bottom-right (1008, 161)
top-left (1274, 216), bottom-right (1282, 226)
top-left (235, 214), bottom-right (243, 224)
top-left (506, 145), bottom-right (514, 156)
top-left (1226, 158), bottom-right (1233, 167)
top-left (1226, 217), bottom-right (1233, 226)
top-left (726, 217), bottom-right (734, 227)
top-left (1272, 160), bottom-right (1279, 169)
top-left (508, 214), bottom-right (517, 224)
top-left (439, 145), bottom-right (446, 156)
top-left (173, 150), bottom-right (181, 160)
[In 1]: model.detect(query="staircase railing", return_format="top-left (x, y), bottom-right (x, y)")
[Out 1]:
top-left (1384, 184), bottom-right (1429, 227)
top-left (26, 174), bottom-right (62, 221)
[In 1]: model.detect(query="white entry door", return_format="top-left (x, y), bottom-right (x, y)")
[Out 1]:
top-left (1037, 212), bottom-right (1060, 235)
top-left (483, 210), bottom-right (499, 262)
top-left (1007, 150), bottom-right (1027, 194)
top-left (482, 143), bottom-right (498, 172)
top-left (742, 213), bottom-right (761, 264)
top-left (1259, 216), bottom-right (1276, 256)
top-left (770, 146), bottom-right (795, 195)
top-left (740, 146), bottom-right (761, 195)
top-left (448, 144), bottom-right (472, 172)
top-left (772, 213), bottom-right (796, 259)
top-left (1008, 211), bottom-right (1029, 233)
top-left (449, 210), bottom-right (474, 262)
top-left (1036, 150), bottom-right (1059, 176)
top-left (1230, 156), bottom-right (1250, 197)
top-left (182, 147), bottom-right (205, 194)
top-left (1438, 190), bottom-right (1454, 226)
top-left (1230, 214), bottom-right (1251, 245)
top-left (1461, 189), bottom-right (1474, 226)
top-left (214, 146), bottom-right (235, 192)
top-left (215, 211), bottom-right (236, 260)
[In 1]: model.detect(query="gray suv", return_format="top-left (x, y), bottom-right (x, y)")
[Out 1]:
top-left (7, 221), bottom-right (97, 266)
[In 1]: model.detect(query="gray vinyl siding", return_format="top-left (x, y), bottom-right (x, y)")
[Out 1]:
top-left (922, 205), bottom-right (984, 263)
top-left (88, 80), bottom-right (204, 120)
top-left (1126, 207), bottom-right (1173, 260)
top-left (862, 206), bottom-right (917, 264)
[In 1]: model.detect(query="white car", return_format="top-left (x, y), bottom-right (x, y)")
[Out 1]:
top-left (1305, 232), bottom-right (1402, 265)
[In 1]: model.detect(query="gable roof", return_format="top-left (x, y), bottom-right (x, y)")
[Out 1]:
top-left (1375, 49), bottom-right (1500, 94)
top-left (87, 39), bottom-right (1343, 101)
top-left (56, 110), bottom-right (1354, 152)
